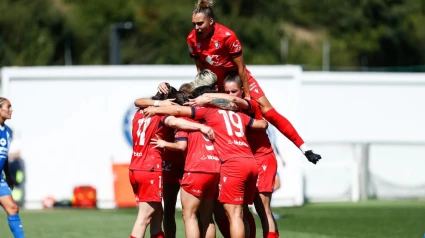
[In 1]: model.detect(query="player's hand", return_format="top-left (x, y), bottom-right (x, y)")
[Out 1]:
top-left (305, 150), bottom-right (321, 164)
top-left (150, 135), bottom-right (167, 149)
top-left (184, 96), bottom-right (211, 106)
top-left (143, 106), bottom-right (157, 117)
top-left (159, 99), bottom-right (177, 107)
top-left (157, 82), bottom-right (169, 94)
top-left (200, 125), bottom-right (215, 140)
top-left (6, 177), bottom-right (14, 190)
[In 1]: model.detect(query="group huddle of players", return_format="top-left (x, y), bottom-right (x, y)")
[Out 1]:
top-left (127, 1), bottom-right (321, 238)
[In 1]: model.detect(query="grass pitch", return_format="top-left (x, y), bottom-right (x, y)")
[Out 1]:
top-left (1, 200), bottom-right (424, 238)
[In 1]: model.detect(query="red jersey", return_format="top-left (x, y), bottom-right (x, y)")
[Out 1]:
top-left (129, 110), bottom-right (173, 171)
top-left (191, 106), bottom-right (254, 161)
top-left (243, 100), bottom-right (274, 157)
top-left (187, 23), bottom-right (254, 88)
top-left (175, 120), bottom-right (220, 173)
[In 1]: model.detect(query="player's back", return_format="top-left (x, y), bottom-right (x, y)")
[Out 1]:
top-left (0, 124), bottom-right (12, 173)
top-left (130, 110), bottom-right (173, 171)
top-left (191, 106), bottom-right (254, 161)
top-left (244, 100), bottom-right (273, 156)
top-left (176, 119), bottom-right (220, 173)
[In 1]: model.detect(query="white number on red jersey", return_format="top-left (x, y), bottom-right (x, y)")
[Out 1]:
top-left (218, 110), bottom-right (244, 137)
top-left (136, 118), bottom-right (151, 145)
top-left (202, 134), bottom-right (215, 151)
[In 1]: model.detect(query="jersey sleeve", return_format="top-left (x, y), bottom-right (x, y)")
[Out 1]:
top-left (238, 112), bottom-right (254, 129)
top-left (159, 115), bottom-right (170, 127)
top-left (225, 33), bottom-right (242, 58)
top-left (187, 33), bottom-right (199, 58)
top-left (190, 106), bottom-right (210, 120)
top-left (175, 130), bottom-right (188, 141)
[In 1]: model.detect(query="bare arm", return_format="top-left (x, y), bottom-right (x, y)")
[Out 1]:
top-left (185, 95), bottom-right (240, 111)
top-left (250, 119), bottom-right (268, 131)
top-left (164, 116), bottom-right (215, 140)
top-left (194, 58), bottom-right (205, 72)
top-left (134, 98), bottom-right (176, 108)
top-left (204, 93), bottom-right (250, 110)
top-left (232, 56), bottom-right (251, 99)
top-left (210, 98), bottom-right (239, 111)
top-left (143, 105), bottom-right (193, 118)
top-left (150, 138), bottom-right (187, 152)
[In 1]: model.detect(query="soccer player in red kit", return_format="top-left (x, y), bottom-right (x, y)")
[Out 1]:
top-left (129, 89), bottom-right (214, 238)
top-left (143, 96), bottom-right (268, 238)
top-left (151, 119), bottom-right (220, 238)
top-left (188, 73), bottom-right (320, 238)
top-left (181, 0), bottom-right (322, 164)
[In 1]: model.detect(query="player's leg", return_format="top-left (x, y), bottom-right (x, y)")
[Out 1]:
top-left (150, 204), bottom-right (165, 238)
top-left (243, 204), bottom-right (255, 238)
top-left (219, 158), bottom-right (254, 238)
top-left (223, 203), bottom-right (245, 238)
top-left (0, 192), bottom-right (25, 238)
top-left (163, 182), bottom-right (180, 238)
top-left (130, 201), bottom-right (159, 238)
top-left (214, 200), bottom-right (231, 238)
top-left (248, 77), bottom-right (305, 149)
top-left (254, 193), bottom-right (278, 238)
top-left (243, 158), bottom-right (259, 238)
top-left (254, 153), bottom-right (279, 237)
top-left (199, 198), bottom-right (216, 238)
top-left (129, 170), bottom-right (164, 238)
top-left (198, 173), bottom-right (220, 238)
top-left (180, 186), bottom-right (202, 238)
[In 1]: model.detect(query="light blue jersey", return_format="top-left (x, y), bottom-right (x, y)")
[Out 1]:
top-left (0, 124), bottom-right (13, 197)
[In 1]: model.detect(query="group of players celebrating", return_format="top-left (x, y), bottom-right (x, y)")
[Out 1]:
top-left (128, 1), bottom-right (321, 238)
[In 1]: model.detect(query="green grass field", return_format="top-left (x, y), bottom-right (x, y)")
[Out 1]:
top-left (1, 200), bottom-right (424, 238)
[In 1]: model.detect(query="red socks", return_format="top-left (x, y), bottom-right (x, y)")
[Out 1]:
top-left (244, 210), bottom-right (256, 238)
top-left (266, 231), bottom-right (279, 237)
top-left (151, 231), bottom-right (165, 238)
top-left (263, 108), bottom-right (305, 148)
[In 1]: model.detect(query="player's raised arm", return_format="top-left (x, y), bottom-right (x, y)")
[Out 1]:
top-left (204, 93), bottom-right (249, 110)
top-left (164, 115), bottom-right (214, 140)
top-left (143, 105), bottom-right (192, 118)
top-left (232, 56), bottom-right (250, 99)
top-left (134, 98), bottom-right (176, 108)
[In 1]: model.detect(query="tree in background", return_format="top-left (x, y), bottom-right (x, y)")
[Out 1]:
top-left (0, 0), bottom-right (424, 71)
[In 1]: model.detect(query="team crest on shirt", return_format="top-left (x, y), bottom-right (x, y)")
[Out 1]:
top-left (214, 41), bottom-right (220, 49)
top-left (197, 43), bottom-right (201, 49)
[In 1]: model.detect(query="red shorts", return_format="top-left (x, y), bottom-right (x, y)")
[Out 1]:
top-left (181, 172), bottom-right (220, 198)
top-left (255, 153), bottom-right (278, 193)
top-left (129, 170), bottom-right (163, 203)
top-left (248, 77), bottom-right (265, 100)
top-left (218, 158), bottom-right (258, 205)
top-left (162, 160), bottom-right (184, 184)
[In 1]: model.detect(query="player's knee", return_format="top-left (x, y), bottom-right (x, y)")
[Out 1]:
top-left (181, 208), bottom-right (197, 221)
top-left (6, 203), bottom-right (19, 215)
top-left (138, 215), bottom-right (152, 227)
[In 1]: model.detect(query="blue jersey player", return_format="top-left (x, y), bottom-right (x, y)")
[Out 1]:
top-left (0, 97), bottom-right (25, 238)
